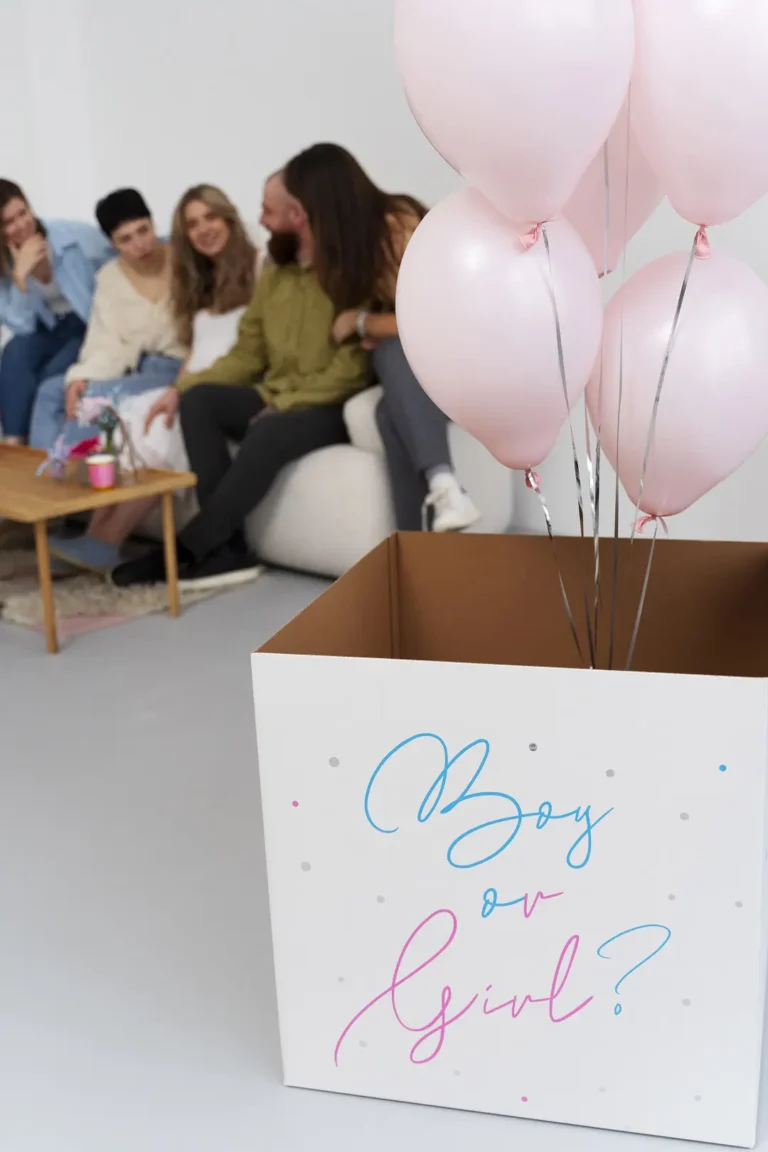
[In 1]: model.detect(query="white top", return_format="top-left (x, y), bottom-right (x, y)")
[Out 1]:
top-left (117, 303), bottom-right (247, 475)
top-left (186, 307), bottom-right (246, 374)
top-left (66, 257), bottom-right (186, 384)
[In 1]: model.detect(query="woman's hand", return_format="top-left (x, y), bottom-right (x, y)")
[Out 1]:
top-left (65, 379), bottom-right (88, 420)
top-left (145, 386), bottom-right (179, 433)
top-left (332, 309), bottom-right (362, 345)
top-left (12, 235), bottom-right (48, 291)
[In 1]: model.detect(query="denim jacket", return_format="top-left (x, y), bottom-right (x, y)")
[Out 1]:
top-left (0, 219), bottom-right (113, 337)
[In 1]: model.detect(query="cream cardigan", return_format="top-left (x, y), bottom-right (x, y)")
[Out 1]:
top-left (65, 257), bottom-right (186, 384)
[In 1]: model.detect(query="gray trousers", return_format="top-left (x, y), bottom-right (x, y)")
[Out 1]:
top-left (373, 337), bottom-right (451, 531)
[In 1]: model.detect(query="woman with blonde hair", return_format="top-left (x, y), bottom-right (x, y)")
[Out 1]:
top-left (170, 183), bottom-right (257, 370)
top-left (49, 184), bottom-right (258, 574)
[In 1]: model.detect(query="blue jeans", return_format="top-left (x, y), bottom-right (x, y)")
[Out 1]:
top-left (0, 314), bottom-right (86, 440)
top-left (29, 354), bottom-right (182, 451)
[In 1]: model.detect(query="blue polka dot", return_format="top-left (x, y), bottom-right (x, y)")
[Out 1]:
top-left (719, 764), bottom-right (728, 773)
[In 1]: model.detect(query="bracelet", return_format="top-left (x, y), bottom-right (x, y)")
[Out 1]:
top-left (356, 311), bottom-right (369, 339)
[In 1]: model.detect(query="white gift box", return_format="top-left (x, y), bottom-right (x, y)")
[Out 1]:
top-left (252, 533), bottom-right (768, 1148)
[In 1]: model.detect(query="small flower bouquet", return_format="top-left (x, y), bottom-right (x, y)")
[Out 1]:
top-left (36, 434), bottom-right (101, 482)
top-left (78, 394), bottom-right (145, 482)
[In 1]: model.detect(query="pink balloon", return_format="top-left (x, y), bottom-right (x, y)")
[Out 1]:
top-left (633, 0), bottom-right (768, 226)
top-left (564, 100), bottom-right (665, 275)
top-left (395, 0), bottom-right (635, 226)
top-left (397, 189), bottom-right (603, 471)
top-left (587, 251), bottom-right (768, 517)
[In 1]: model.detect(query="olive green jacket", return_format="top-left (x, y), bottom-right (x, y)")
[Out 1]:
top-left (177, 262), bottom-right (368, 411)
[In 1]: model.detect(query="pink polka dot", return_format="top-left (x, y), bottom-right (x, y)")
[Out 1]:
top-left (292, 801), bottom-right (299, 808)
top-left (521, 1097), bottom-right (528, 1104)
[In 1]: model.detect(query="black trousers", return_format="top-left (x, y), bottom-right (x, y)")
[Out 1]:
top-left (179, 384), bottom-right (348, 560)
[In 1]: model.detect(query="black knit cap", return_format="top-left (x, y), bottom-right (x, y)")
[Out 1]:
top-left (95, 188), bottom-right (151, 238)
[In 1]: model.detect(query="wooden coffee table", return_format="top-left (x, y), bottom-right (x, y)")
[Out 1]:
top-left (0, 445), bottom-right (197, 654)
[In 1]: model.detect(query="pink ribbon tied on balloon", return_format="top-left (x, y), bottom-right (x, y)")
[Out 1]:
top-left (694, 226), bottom-right (711, 261)
top-left (634, 514), bottom-right (669, 537)
top-left (520, 223), bottom-right (543, 253)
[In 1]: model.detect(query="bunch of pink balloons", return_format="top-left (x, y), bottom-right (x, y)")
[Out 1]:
top-left (395, 0), bottom-right (634, 472)
top-left (395, 0), bottom-right (768, 519)
top-left (589, 0), bottom-right (768, 517)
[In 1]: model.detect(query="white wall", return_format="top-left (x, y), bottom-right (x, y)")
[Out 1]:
top-left (3, 0), bottom-right (767, 542)
top-left (2, 0), bottom-right (459, 228)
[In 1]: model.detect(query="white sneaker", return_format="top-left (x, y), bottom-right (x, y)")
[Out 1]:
top-left (423, 473), bottom-right (481, 533)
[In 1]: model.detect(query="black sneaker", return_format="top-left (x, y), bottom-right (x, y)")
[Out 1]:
top-left (178, 545), bottom-right (261, 592)
top-left (111, 546), bottom-right (178, 588)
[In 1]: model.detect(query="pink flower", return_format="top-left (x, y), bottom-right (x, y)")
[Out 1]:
top-left (78, 396), bottom-right (113, 425)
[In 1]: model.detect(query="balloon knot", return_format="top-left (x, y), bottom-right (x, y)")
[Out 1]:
top-left (635, 514), bottom-right (669, 536)
top-left (694, 226), bottom-right (711, 260)
top-left (520, 224), bottom-right (542, 252)
top-left (525, 469), bottom-right (542, 491)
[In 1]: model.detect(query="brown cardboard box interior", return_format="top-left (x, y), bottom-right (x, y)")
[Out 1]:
top-left (259, 533), bottom-right (768, 677)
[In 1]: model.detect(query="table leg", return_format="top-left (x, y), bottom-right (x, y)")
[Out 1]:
top-left (34, 520), bottom-right (59, 654)
top-left (162, 492), bottom-right (180, 618)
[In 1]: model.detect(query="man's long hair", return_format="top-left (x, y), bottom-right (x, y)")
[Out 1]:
top-left (170, 184), bottom-right (257, 348)
top-left (283, 144), bottom-right (426, 312)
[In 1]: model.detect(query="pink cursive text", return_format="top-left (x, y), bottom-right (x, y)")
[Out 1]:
top-left (334, 908), bottom-right (593, 1067)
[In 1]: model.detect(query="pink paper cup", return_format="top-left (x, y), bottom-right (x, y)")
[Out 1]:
top-left (87, 454), bottom-right (117, 491)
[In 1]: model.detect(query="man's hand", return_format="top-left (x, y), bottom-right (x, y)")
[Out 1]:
top-left (65, 379), bottom-right (88, 421)
top-left (11, 235), bottom-right (48, 291)
top-left (145, 386), bottom-right (179, 433)
top-left (332, 309), bottom-right (362, 345)
top-left (249, 404), bottom-right (276, 426)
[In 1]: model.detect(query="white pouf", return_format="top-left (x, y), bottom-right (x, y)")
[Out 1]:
top-left (247, 443), bottom-right (395, 577)
top-left (245, 386), bottom-right (514, 577)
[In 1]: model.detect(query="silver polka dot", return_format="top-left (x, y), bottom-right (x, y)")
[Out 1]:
top-left (606, 770), bottom-right (615, 778)
top-left (694, 1096), bottom-right (702, 1103)
top-left (529, 743), bottom-right (538, 752)
top-left (377, 896), bottom-right (386, 904)
top-left (359, 1041), bottom-right (368, 1049)
top-left (454, 1070), bottom-right (461, 1077)
top-left (680, 813), bottom-right (690, 821)
top-left (329, 757), bottom-right (340, 767)
top-left (682, 999), bottom-right (692, 1007)
top-left (301, 862), bottom-right (312, 872)
top-left (736, 901), bottom-right (744, 909)
top-left (598, 1087), bottom-right (606, 1094)
top-left (668, 894), bottom-right (676, 902)
top-left (338, 977), bottom-right (345, 983)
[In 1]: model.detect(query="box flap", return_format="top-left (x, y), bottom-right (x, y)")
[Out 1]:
top-left (259, 533), bottom-right (768, 678)
top-left (259, 538), bottom-right (396, 659)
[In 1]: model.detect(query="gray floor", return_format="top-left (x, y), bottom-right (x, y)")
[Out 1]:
top-left (1, 570), bottom-right (766, 1152)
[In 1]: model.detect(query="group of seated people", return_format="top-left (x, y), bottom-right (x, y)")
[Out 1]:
top-left (0, 144), bottom-right (479, 588)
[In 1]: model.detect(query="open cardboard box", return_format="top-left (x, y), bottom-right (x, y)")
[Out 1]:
top-left (252, 533), bottom-right (768, 1147)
